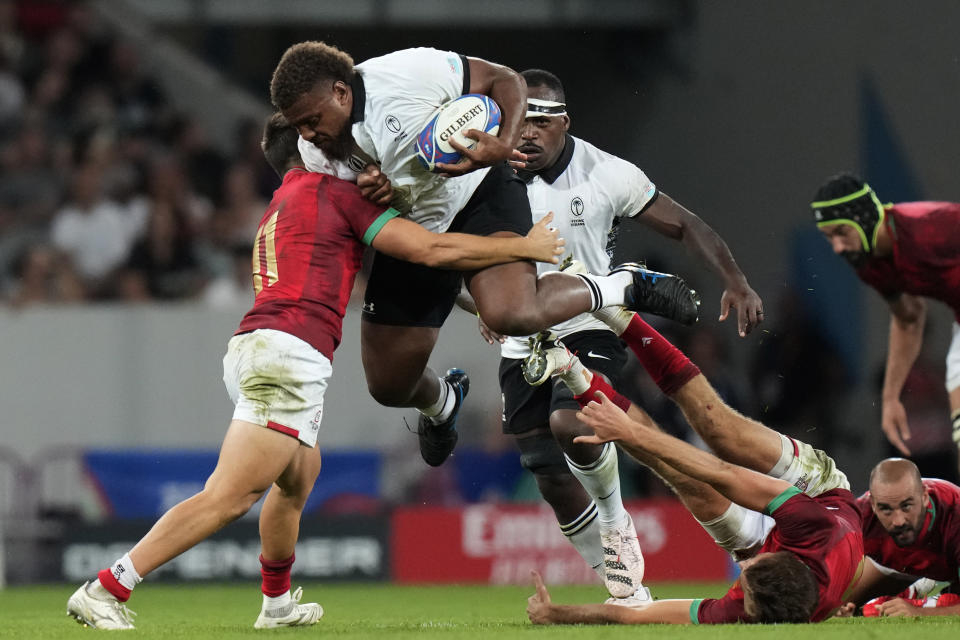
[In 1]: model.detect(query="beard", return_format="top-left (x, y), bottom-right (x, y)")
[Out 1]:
top-left (842, 250), bottom-right (868, 268)
top-left (316, 124), bottom-right (355, 162)
top-left (889, 524), bottom-right (920, 547)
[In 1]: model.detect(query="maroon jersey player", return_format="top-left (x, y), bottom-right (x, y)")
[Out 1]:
top-left (813, 174), bottom-right (960, 469)
top-left (840, 458), bottom-right (960, 617)
top-left (65, 113), bottom-right (563, 630)
top-left (524, 310), bottom-right (863, 624)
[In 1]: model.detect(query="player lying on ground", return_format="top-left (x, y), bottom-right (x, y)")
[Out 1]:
top-left (834, 457), bottom-right (960, 617)
top-left (465, 67), bottom-right (762, 602)
top-left (271, 42), bottom-right (700, 471)
top-left (523, 309), bottom-right (863, 624)
top-left (64, 113), bottom-right (566, 631)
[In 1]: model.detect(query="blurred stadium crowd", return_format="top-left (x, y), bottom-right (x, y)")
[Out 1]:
top-left (0, 0), bottom-right (955, 498)
top-left (0, 0), bottom-right (271, 308)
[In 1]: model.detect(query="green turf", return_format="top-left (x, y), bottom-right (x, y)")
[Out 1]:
top-left (3, 582), bottom-right (958, 638)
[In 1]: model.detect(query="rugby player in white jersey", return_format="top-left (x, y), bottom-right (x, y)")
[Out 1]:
top-left (269, 43), bottom-right (701, 468)
top-left (468, 69), bottom-right (762, 602)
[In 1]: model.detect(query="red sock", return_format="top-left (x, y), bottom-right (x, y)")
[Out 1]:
top-left (574, 373), bottom-right (632, 413)
top-left (260, 553), bottom-right (295, 597)
top-left (621, 315), bottom-right (700, 395)
top-left (97, 568), bottom-right (132, 602)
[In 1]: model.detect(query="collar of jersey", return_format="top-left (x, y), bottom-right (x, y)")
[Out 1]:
top-left (350, 72), bottom-right (366, 124)
top-left (517, 134), bottom-right (575, 185)
top-left (919, 497), bottom-right (937, 539)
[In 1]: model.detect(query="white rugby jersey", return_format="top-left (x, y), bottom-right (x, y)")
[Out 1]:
top-left (500, 134), bottom-right (657, 359)
top-left (299, 47), bottom-right (488, 232)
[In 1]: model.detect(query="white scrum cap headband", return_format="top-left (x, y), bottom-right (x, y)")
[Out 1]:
top-left (526, 98), bottom-right (567, 118)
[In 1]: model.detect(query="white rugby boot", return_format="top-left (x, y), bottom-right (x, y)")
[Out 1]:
top-left (521, 333), bottom-right (577, 386)
top-left (66, 581), bottom-right (137, 630)
top-left (600, 514), bottom-right (646, 599)
top-left (604, 586), bottom-right (653, 609)
top-left (253, 586), bottom-right (323, 629)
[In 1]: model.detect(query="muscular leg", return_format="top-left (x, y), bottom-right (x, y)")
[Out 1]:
top-left (465, 246), bottom-right (593, 337)
top-left (360, 321), bottom-right (442, 409)
top-left (619, 404), bottom-right (730, 522)
top-left (514, 427), bottom-right (604, 578)
top-left (670, 376), bottom-right (783, 474)
top-left (259, 443), bottom-right (323, 561)
top-left (517, 428), bottom-right (595, 524)
top-left (549, 408), bottom-right (604, 467)
top-left (609, 312), bottom-right (782, 473)
top-left (129, 421), bottom-right (301, 577)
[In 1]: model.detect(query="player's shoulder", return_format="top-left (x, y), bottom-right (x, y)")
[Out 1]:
top-left (567, 136), bottom-right (646, 187)
top-left (924, 478), bottom-right (960, 503)
top-left (359, 47), bottom-right (460, 75)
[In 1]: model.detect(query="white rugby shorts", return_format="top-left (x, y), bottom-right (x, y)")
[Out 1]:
top-left (698, 433), bottom-right (848, 557)
top-left (222, 329), bottom-right (332, 448)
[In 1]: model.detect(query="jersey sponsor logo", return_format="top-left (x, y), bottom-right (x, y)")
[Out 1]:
top-left (385, 115), bottom-right (402, 134)
top-left (586, 350), bottom-right (610, 360)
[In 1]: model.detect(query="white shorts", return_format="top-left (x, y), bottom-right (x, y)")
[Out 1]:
top-left (946, 321), bottom-right (960, 393)
top-left (222, 329), bottom-right (332, 448)
top-left (697, 433), bottom-right (848, 558)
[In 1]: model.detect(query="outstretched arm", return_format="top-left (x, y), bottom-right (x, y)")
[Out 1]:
top-left (881, 293), bottom-right (927, 455)
top-left (576, 392), bottom-right (791, 513)
top-left (371, 212), bottom-right (564, 270)
top-left (638, 194), bottom-right (762, 337)
top-left (526, 571), bottom-right (693, 625)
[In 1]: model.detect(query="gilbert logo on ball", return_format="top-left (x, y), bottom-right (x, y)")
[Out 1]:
top-left (416, 94), bottom-right (501, 172)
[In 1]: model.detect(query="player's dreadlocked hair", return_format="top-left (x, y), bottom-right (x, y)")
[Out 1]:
top-left (520, 69), bottom-right (566, 104)
top-left (270, 41), bottom-right (355, 112)
top-left (261, 112), bottom-right (300, 177)
top-left (741, 552), bottom-right (819, 623)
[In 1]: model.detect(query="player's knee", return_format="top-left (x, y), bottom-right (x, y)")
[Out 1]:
top-left (518, 432), bottom-right (572, 506)
top-left (365, 377), bottom-right (416, 407)
top-left (532, 470), bottom-right (581, 508)
top-left (481, 306), bottom-right (544, 337)
top-left (548, 411), bottom-right (596, 456)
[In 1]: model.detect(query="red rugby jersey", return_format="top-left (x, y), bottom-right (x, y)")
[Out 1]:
top-left (693, 488), bottom-right (864, 624)
top-left (858, 478), bottom-right (960, 587)
top-left (856, 202), bottom-right (960, 321)
top-left (236, 169), bottom-right (398, 360)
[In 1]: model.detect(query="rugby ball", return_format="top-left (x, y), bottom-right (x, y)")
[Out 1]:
top-left (416, 94), bottom-right (501, 172)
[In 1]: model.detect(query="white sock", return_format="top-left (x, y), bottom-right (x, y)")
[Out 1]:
top-left (559, 502), bottom-right (604, 579)
top-left (263, 590), bottom-right (291, 610)
top-left (576, 272), bottom-right (632, 311)
top-left (109, 553), bottom-right (142, 591)
top-left (565, 443), bottom-right (628, 530)
top-left (557, 356), bottom-right (591, 396)
top-left (419, 377), bottom-right (452, 421)
top-left (592, 306), bottom-right (634, 336)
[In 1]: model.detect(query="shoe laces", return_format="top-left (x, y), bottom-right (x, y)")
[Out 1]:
top-left (109, 600), bottom-right (137, 626)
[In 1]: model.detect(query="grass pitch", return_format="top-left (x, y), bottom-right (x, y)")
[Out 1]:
top-left (3, 581), bottom-right (959, 639)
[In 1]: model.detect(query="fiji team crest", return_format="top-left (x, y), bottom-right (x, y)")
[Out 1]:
top-left (570, 196), bottom-right (585, 227)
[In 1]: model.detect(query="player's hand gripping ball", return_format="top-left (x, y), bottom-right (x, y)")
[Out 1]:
top-left (416, 94), bottom-right (501, 172)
